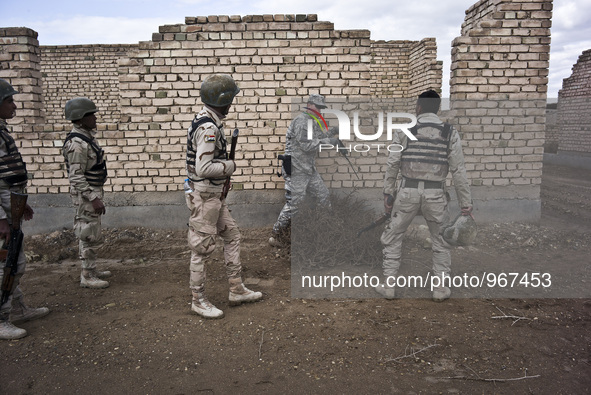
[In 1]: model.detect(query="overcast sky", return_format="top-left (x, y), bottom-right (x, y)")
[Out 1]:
top-left (3, 0), bottom-right (590, 98)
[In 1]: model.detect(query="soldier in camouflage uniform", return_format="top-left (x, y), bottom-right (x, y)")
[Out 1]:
top-left (269, 94), bottom-right (339, 246)
top-left (0, 79), bottom-right (50, 340)
top-left (62, 97), bottom-right (111, 289)
top-left (376, 90), bottom-right (473, 301)
top-left (186, 74), bottom-right (262, 319)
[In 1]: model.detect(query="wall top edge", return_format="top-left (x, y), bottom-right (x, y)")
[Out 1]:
top-left (0, 27), bottom-right (38, 38)
top-left (40, 44), bottom-right (138, 50)
top-left (184, 14), bottom-right (320, 25)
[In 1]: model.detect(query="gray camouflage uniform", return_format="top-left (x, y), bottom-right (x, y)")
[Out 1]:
top-left (272, 98), bottom-right (335, 235)
top-left (381, 112), bottom-right (472, 279)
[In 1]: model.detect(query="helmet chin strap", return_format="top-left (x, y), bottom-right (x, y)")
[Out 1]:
top-left (73, 120), bottom-right (94, 132)
top-left (220, 104), bottom-right (231, 116)
top-left (206, 104), bottom-right (231, 117)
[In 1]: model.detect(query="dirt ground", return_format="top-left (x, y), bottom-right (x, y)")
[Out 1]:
top-left (1, 162), bottom-right (590, 394)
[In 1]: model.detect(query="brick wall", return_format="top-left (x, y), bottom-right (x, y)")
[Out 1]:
top-left (370, 38), bottom-right (442, 98)
top-left (0, 14), bottom-right (441, 195)
top-left (449, 0), bottom-right (552, 220)
top-left (554, 49), bottom-right (591, 153)
top-left (544, 103), bottom-right (558, 153)
top-left (0, 27), bottom-right (43, 130)
top-left (41, 44), bottom-right (135, 127)
top-left (0, 4), bottom-right (555, 225)
top-left (115, 14), bottom-right (373, 193)
top-left (408, 38), bottom-right (443, 98)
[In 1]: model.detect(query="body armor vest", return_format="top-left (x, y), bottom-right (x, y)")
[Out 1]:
top-left (400, 123), bottom-right (452, 182)
top-left (64, 133), bottom-right (108, 187)
top-left (0, 128), bottom-right (28, 188)
top-left (187, 116), bottom-right (227, 184)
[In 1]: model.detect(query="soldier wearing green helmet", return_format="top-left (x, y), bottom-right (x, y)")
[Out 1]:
top-left (64, 97), bottom-right (98, 121)
top-left (199, 74), bottom-right (241, 109)
top-left (62, 97), bottom-right (111, 290)
top-left (0, 79), bottom-right (50, 340)
top-left (0, 79), bottom-right (19, 104)
top-left (184, 74), bottom-right (262, 319)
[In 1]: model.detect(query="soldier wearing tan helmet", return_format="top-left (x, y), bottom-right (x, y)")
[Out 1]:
top-left (62, 97), bottom-right (111, 289)
top-left (185, 74), bottom-right (262, 319)
top-left (0, 79), bottom-right (50, 340)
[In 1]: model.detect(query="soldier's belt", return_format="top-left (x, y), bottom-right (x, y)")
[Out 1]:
top-left (402, 178), bottom-right (444, 189)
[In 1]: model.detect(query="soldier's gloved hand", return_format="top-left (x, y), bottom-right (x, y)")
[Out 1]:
top-left (328, 137), bottom-right (340, 146)
top-left (23, 204), bottom-right (34, 221)
top-left (91, 198), bottom-right (106, 215)
top-left (319, 137), bottom-right (339, 146)
top-left (0, 219), bottom-right (10, 244)
top-left (384, 193), bottom-right (394, 214)
top-left (461, 206), bottom-right (473, 216)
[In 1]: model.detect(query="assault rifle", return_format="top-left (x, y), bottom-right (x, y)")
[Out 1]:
top-left (356, 212), bottom-right (390, 237)
top-left (336, 139), bottom-right (360, 180)
top-left (1, 192), bottom-right (28, 305)
top-left (221, 129), bottom-right (239, 201)
top-left (356, 194), bottom-right (394, 237)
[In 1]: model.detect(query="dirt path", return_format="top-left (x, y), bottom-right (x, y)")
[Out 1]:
top-left (1, 162), bottom-right (590, 394)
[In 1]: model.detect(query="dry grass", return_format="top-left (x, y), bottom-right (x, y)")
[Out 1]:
top-left (291, 192), bottom-right (383, 269)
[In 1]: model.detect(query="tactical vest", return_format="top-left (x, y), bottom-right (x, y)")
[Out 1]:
top-left (186, 116), bottom-right (227, 185)
top-left (0, 128), bottom-right (28, 188)
top-left (400, 123), bottom-right (452, 181)
top-left (64, 133), bottom-right (108, 187)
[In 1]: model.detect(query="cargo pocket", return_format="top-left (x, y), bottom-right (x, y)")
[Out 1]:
top-left (397, 188), bottom-right (420, 213)
top-left (74, 220), bottom-right (102, 243)
top-left (423, 190), bottom-right (448, 224)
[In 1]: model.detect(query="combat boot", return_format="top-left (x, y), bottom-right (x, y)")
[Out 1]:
top-left (432, 286), bottom-right (451, 302)
top-left (10, 297), bottom-right (50, 324)
top-left (374, 283), bottom-right (396, 299)
top-left (191, 289), bottom-right (224, 319)
top-left (268, 229), bottom-right (290, 247)
top-left (80, 270), bottom-right (110, 289)
top-left (228, 278), bottom-right (263, 306)
top-left (0, 315), bottom-right (27, 340)
top-left (268, 236), bottom-right (282, 247)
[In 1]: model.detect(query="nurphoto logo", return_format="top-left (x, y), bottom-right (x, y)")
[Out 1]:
top-left (308, 109), bottom-right (418, 153)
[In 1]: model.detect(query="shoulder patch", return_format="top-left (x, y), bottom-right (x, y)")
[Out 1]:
top-left (204, 135), bottom-right (216, 142)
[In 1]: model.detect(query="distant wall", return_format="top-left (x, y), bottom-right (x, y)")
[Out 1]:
top-left (41, 44), bottom-right (135, 126)
top-left (554, 49), bottom-right (591, 154)
top-left (370, 38), bottom-right (442, 98)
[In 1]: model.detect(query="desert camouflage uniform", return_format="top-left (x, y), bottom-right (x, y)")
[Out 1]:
top-left (381, 112), bottom-right (472, 279)
top-left (62, 125), bottom-right (107, 272)
top-left (272, 110), bottom-right (333, 234)
top-left (0, 119), bottom-right (28, 317)
top-left (185, 106), bottom-right (240, 293)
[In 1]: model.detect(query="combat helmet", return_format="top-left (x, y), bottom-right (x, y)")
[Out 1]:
top-left (307, 94), bottom-right (327, 109)
top-left (200, 74), bottom-right (240, 107)
top-left (440, 213), bottom-right (477, 246)
top-left (65, 97), bottom-right (98, 121)
top-left (0, 79), bottom-right (18, 103)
